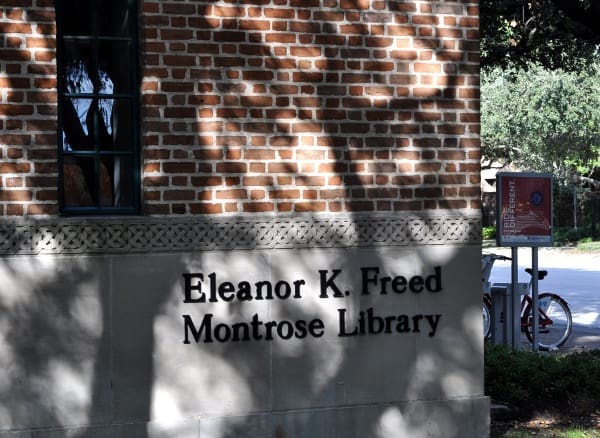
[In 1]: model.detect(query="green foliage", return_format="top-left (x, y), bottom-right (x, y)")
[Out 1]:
top-left (482, 226), bottom-right (497, 240)
top-left (485, 344), bottom-right (600, 415)
top-left (502, 428), bottom-right (600, 437)
top-left (553, 227), bottom-right (582, 245)
top-left (481, 62), bottom-right (600, 181)
top-left (481, 0), bottom-right (600, 70)
top-left (577, 240), bottom-right (600, 251)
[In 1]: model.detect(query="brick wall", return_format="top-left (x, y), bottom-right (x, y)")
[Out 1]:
top-left (0, 1), bottom-right (57, 216)
top-left (1, 0), bottom-right (480, 217)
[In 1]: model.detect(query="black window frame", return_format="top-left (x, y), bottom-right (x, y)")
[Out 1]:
top-left (56, 0), bottom-right (141, 215)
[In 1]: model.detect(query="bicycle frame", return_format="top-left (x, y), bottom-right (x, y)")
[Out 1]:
top-left (482, 254), bottom-right (568, 332)
top-left (483, 253), bottom-right (572, 351)
top-left (483, 269), bottom-right (554, 332)
top-left (519, 289), bottom-right (554, 331)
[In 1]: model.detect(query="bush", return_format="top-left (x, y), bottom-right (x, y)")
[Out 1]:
top-left (553, 227), bottom-right (594, 246)
top-left (483, 226), bottom-right (496, 240)
top-left (485, 343), bottom-right (600, 416)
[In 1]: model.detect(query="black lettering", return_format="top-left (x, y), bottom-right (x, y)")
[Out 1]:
top-left (182, 314), bottom-right (213, 343)
top-left (337, 308), bottom-right (358, 337)
top-left (232, 321), bottom-right (250, 341)
top-left (185, 314), bottom-right (331, 344)
top-left (251, 314), bottom-right (264, 340)
top-left (366, 307), bottom-right (384, 334)
top-left (183, 273), bottom-right (206, 303)
top-left (380, 276), bottom-right (392, 294)
top-left (255, 280), bottom-right (273, 300)
top-left (309, 318), bottom-right (325, 338)
top-left (392, 275), bottom-right (407, 293)
top-left (208, 272), bottom-right (219, 302)
top-left (319, 269), bottom-right (345, 298)
top-left (412, 314), bottom-right (423, 332)
top-left (409, 275), bottom-right (424, 293)
top-left (275, 281), bottom-right (291, 299)
top-left (264, 320), bottom-right (277, 340)
top-left (425, 266), bottom-right (443, 292)
top-left (361, 267), bottom-right (379, 295)
top-left (385, 315), bottom-right (396, 333)
top-left (218, 281), bottom-right (235, 302)
top-left (396, 315), bottom-right (410, 332)
top-left (358, 310), bottom-right (366, 333)
top-left (295, 319), bottom-right (308, 338)
top-left (425, 314), bottom-right (442, 337)
top-left (214, 323), bottom-right (232, 342)
top-left (277, 320), bottom-right (294, 339)
top-left (237, 281), bottom-right (253, 301)
top-left (293, 279), bottom-right (305, 298)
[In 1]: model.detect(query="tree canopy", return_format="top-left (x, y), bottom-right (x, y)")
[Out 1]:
top-left (481, 0), bottom-right (600, 185)
top-left (481, 63), bottom-right (600, 181)
top-left (481, 0), bottom-right (600, 70)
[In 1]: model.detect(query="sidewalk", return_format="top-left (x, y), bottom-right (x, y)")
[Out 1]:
top-left (483, 244), bottom-right (600, 351)
top-left (482, 244), bottom-right (600, 271)
top-left (565, 325), bottom-right (600, 351)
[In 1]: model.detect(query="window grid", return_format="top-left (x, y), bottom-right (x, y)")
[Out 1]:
top-left (56, 0), bottom-right (140, 215)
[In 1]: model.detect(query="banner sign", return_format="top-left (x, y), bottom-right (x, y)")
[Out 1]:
top-left (496, 172), bottom-right (553, 247)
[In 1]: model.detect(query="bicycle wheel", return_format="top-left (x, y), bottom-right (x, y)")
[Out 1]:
top-left (524, 292), bottom-right (572, 351)
top-left (483, 300), bottom-right (492, 339)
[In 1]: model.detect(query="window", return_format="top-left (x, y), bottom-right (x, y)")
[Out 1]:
top-left (56, 0), bottom-right (140, 214)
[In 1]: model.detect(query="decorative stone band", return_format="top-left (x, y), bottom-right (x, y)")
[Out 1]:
top-left (0, 213), bottom-right (481, 256)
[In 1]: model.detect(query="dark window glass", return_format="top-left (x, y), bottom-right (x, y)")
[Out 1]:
top-left (57, 0), bottom-right (140, 214)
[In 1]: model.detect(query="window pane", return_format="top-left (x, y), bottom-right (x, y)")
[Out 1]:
top-left (63, 156), bottom-right (95, 207)
top-left (62, 97), bottom-right (95, 151)
top-left (59, 0), bottom-right (93, 36)
top-left (101, 156), bottom-right (134, 207)
top-left (57, 0), bottom-right (139, 214)
top-left (99, 157), bottom-right (114, 207)
top-left (97, 0), bottom-right (131, 37)
top-left (99, 41), bottom-right (132, 93)
top-left (62, 41), bottom-right (94, 94)
top-left (100, 98), bottom-right (132, 151)
top-left (63, 156), bottom-right (135, 208)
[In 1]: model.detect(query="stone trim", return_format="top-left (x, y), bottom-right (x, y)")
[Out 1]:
top-left (0, 213), bottom-right (481, 256)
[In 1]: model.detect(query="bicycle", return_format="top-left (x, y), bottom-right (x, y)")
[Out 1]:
top-left (482, 253), bottom-right (572, 351)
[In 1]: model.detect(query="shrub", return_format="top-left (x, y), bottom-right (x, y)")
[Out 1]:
top-left (485, 343), bottom-right (600, 416)
top-left (483, 226), bottom-right (496, 240)
top-left (553, 227), bottom-right (594, 246)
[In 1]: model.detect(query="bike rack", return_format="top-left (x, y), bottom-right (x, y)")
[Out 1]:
top-left (490, 282), bottom-right (528, 348)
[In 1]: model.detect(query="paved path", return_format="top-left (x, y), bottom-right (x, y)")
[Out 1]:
top-left (565, 325), bottom-right (600, 350)
top-left (483, 247), bottom-right (600, 351)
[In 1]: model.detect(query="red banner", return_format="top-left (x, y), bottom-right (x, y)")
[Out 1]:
top-left (497, 173), bottom-right (553, 246)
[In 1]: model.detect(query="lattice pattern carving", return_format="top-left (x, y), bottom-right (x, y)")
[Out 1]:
top-left (0, 214), bottom-right (481, 255)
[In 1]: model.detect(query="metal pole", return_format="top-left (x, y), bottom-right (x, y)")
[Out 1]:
top-left (511, 247), bottom-right (520, 350)
top-left (531, 247), bottom-right (539, 352)
top-left (573, 184), bottom-right (578, 230)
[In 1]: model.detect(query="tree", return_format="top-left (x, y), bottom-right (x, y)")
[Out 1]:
top-left (481, 0), bottom-right (600, 70)
top-left (481, 63), bottom-right (600, 182)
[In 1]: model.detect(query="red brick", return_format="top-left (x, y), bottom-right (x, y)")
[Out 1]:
top-left (4, 2), bottom-right (481, 218)
top-left (243, 202), bottom-right (275, 213)
top-left (190, 203), bottom-right (223, 214)
top-left (295, 201), bottom-right (326, 212)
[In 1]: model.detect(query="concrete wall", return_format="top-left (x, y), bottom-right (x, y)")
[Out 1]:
top-left (0, 214), bottom-right (488, 437)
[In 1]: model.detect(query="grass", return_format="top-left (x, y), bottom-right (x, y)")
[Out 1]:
top-left (481, 226), bottom-right (600, 250)
top-left (577, 240), bottom-right (600, 251)
top-left (498, 426), bottom-right (600, 437)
